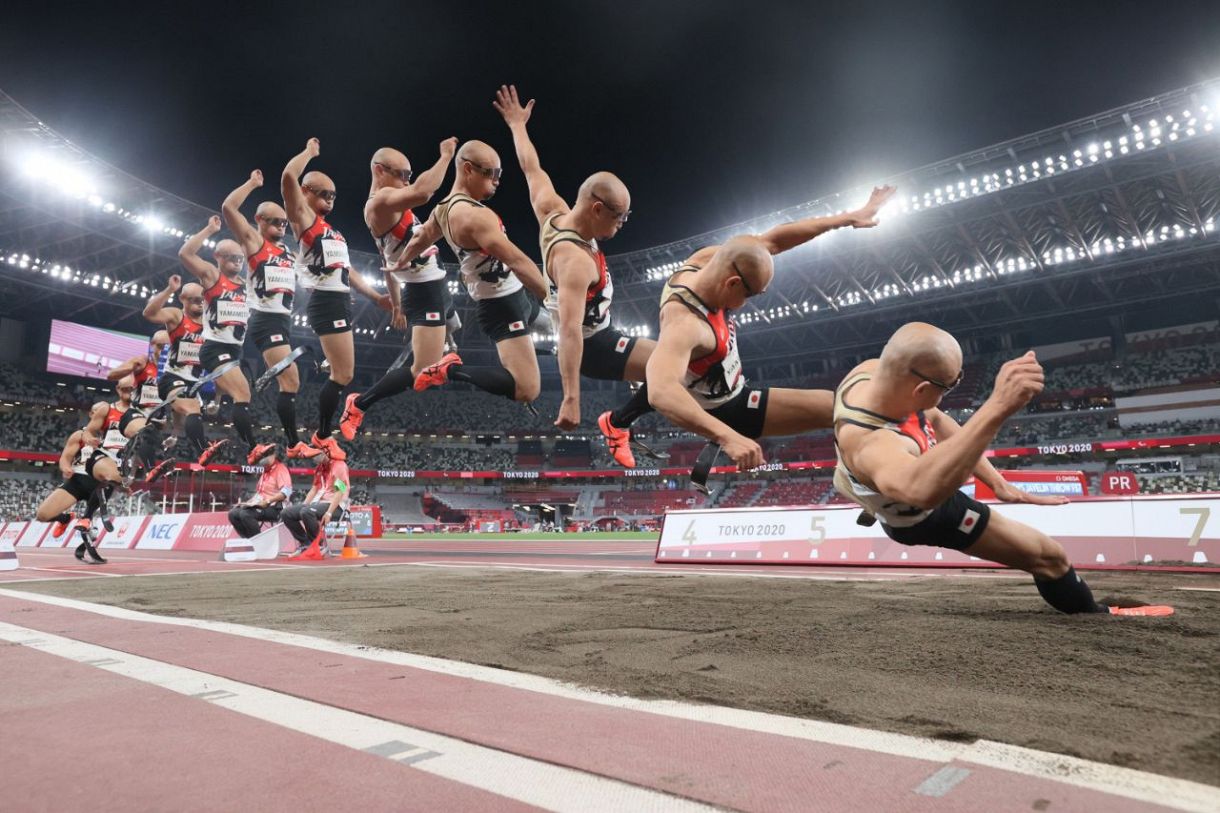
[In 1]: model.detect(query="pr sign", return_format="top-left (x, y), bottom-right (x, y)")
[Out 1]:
top-left (1101, 471), bottom-right (1141, 495)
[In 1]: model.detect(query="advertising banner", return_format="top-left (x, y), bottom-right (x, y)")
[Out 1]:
top-left (136, 513), bottom-right (190, 550)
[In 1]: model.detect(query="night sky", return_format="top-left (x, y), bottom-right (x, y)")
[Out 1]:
top-left (2, 1), bottom-right (1218, 254)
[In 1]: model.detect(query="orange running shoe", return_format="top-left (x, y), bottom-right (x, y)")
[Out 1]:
top-left (1109, 605), bottom-right (1175, 617)
top-left (144, 458), bottom-right (176, 484)
top-left (413, 352), bottom-right (462, 392)
top-left (598, 411), bottom-right (636, 468)
top-left (286, 441), bottom-right (324, 460)
top-left (197, 438), bottom-right (230, 466)
top-left (310, 432), bottom-right (347, 462)
top-left (246, 443), bottom-right (275, 465)
top-left (339, 392), bottom-right (365, 441)
top-left (51, 512), bottom-right (75, 539)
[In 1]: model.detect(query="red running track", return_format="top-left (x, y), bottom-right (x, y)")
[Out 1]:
top-left (1, 589), bottom-right (1215, 812)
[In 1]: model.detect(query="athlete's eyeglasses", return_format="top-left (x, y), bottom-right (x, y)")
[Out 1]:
top-left (910, 367), bottom-right (963, 392)
top-left (304, 186), bottom-right (337, 202)
top-left (376, 162), bottom-right (413, 183)
top-left (464, 159), bottom-right (503, 182)
top-left (731, 262), bottom-right (761, 298)
top-left (259, 216), bottom-right (290, 229)
top-left (591, 192), bottom-right (631, 224)
top-left (215, 253), bottom-right (244, 264)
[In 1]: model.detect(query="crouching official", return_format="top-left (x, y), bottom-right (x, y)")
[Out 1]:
top-left (228, 444), bottom-right (291, 538)
top-left (281, 441), bottom-right (349, 555)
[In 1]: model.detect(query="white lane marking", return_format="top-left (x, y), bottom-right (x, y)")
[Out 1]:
top-left (3, 591), bottom-right (1217, 813)
top-left (1176, 586), bottom-right (1220, 592)
top-left (914, 765), bottom-right (972, 797)
top-left (23, 566), bottom-right (123, 578)
top-left (0, 621), bottom-right (713, 813)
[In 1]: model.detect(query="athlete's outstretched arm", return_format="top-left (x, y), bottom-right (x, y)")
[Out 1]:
top-left (106, 355), bottom-right (146, 382)
top-left (349, 268), bottom-right (390, 307)
top-left (646, 305), bottom-right (765, 470)
top-left (143, 275), bottom-right (183, 327)
top-left (281, 138), bottom-right (320, 235)
top-left (178, 217), bottom-right (222, 286)
top-left (928, 409), bottom-right (1069, 506)
top-left (494, 84), bottom-right (567, 224)
top-left (465, 207), bottom-right (549, 300)
top-left (552, 246), bottom-right (598, 429)
top-left (390, 211), bottom-right (442, 271)
top-left (222, 170), bottom-right (266, 255)
top-left (372, 138), bottom-right (457, 213)
top-left (758, 185), bottom-right (896, 255)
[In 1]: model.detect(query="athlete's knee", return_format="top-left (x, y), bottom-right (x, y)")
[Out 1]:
top-left (35, 504), bottom-right (57, 522)
top-left (516, 380), bottom-right (541, 402)
top-left (330, 370), bottom-right (354, 386)
top-left (1024, 536), bottom-right (1071, 579)
top-left (278, 364), bottom-right (300, 391)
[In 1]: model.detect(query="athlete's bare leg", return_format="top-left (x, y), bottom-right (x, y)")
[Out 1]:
top-left (495, 335), bottom-right (541, 401)
top-left (263, 345), bottom-right (300, 393)
top-left (963, 511), bottom-right (1071, 579)
top-left (318, 333), bottom-right (355, 385)
top-left (214, 366), bottom-right (252, 402)
top-left (621, 338), bottom-right (657, 383)
top-left (409, 324), bottom-right (447, 378)
top-left (760, 388), bottom-right (835, 437)
top-left (35, 488), bottom-right (79, 522)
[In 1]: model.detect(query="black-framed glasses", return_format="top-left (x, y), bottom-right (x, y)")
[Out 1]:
top-left (260, 216), bottom-right (290, 229)
top-left (215, 253), bottom-right (244, 264)
top-left (464, 159), bottom-right (503, 182)
top-left (376, 162), bottom-right (413, 183)
top-left (731, 261), bottom-right (761, 297)
top-left (591, 192), bottom-right (631, 224)
top-left (910, 367), bottom-right (963, 392)
top-left (305, 186), bottom-right (337, 202)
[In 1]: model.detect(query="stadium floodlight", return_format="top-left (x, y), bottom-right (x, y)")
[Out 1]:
top-left (144, 216), bottom-right (164, 233)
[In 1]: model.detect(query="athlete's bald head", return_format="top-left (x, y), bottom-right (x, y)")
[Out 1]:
top-left (456, 140), bottom-right (501, 200)
top-left (878, 322), bottom-right (963, 385)
top-left (456, 140), bottom-right (498, 167)
top-left (180, 281), bottom-right (205, 316)
top-left (372, 147), bottom-right (409, 171)
top-left (301, 170), bottom-right (336, 214)
top-left (255, 201), bottom-right (287, 220)
top-left (213, 239), bottom-right (245, 276)
top-left (577, 172), bottom-right (631, 239)
top-left (254, 200), bottom-right (288, 240)
top-left (695, 235), bottom-right (774, 310)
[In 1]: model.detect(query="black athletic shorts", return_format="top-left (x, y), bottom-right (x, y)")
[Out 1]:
top-left (580, 326), bottom-right (638, 382)
top-left (476, 289), bottom-right (540, 343)
top-left (248, 310), bottom-right (292, 351)
top-left (118, 406), bottom-right (145, 433)
top-left (402, 279), bottom-right (449, 327)
top-left (706, 386), bottom-right (770, 439)
top-left (62, 472), bottom-right (99, 501)
top-left (199, 340), bottom-right (243, 371)
top-left (307, 290), bottom-right (353, 335)
top-left (882, 490), bottom-right (992, 551)
top-left (158, 372), bottom-right (193, 401)
top-left (83, 449), bottom-right (111, 480)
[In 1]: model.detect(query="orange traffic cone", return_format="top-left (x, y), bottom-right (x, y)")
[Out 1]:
top-left (340, 527), bottom-right (366, 559)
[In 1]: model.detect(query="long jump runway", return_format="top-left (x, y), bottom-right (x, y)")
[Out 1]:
top-left (2, 539), bottom-right (1217, 811)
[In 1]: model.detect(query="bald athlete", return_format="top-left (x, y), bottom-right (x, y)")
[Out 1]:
top-left (222, 169), bottom-right (303, 453)
top-left (337, 137), bottom-right (458, 440)
top-left (179, 216), bottom-right (260, 460)
top-left (495, 85), bottom-right (657, 466)
top-left (833, 323), bottom-right (1173, 616)
top-left (142, 273), bottom-right (212, 465)
top-left (646, 187), bottom-right (897, 472)
top-left (282, 137), bottom-right (389, 459)
top-left (392, 139), bottom-right (549, 406)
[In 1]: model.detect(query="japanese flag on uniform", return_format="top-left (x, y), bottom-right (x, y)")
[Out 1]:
top-left (615, 337), bottom-right (629, 353)
top-left (957, 509), bottom-right (981, 534)
top-left (747, 390), bottom-right (762, 409)
top-left (508, 320), bottom-right (525, 332)
top-left (333, 319), bottom-right (347, 329)
top-left (270, 334), bottom-right (283, 342)
top-left (426, 311), bottom-right (441, 321)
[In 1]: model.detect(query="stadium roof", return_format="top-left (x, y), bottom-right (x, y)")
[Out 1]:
top-left (2, 79), bottom-right (1218, 374)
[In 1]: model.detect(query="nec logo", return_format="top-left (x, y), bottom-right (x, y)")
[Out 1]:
top-left (148, 524), bottom-right (178, 539)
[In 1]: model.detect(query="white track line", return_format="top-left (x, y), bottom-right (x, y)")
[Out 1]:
top-left (404, 561), bottom-right (1024, 581)
top-left (2, 588), bottom-right (1214, 812)
top-left (0, 621), bottom-right (711, 813)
